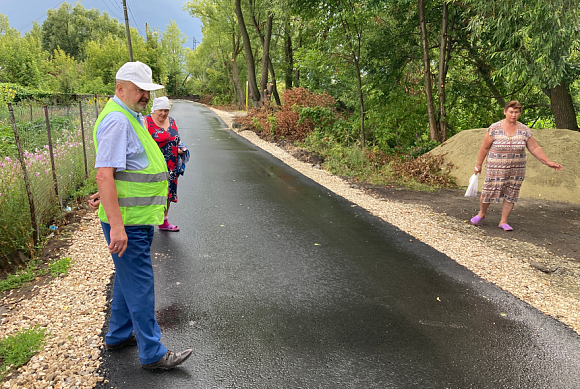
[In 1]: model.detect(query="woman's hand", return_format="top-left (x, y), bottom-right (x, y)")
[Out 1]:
top-left (547, 161), bottom-right (563, 171)
top-left (474, 166), bottom-right (482, 175)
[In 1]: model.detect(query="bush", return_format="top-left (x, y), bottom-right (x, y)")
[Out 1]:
top-left (239, 87), bottom-right (339, 141)
top-left (391, 153), bottom-right (456, 187)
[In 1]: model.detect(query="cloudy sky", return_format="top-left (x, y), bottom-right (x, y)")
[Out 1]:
top-left (0, 0), bottom-right (202, 48)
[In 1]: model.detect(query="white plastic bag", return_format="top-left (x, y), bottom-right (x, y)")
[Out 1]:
top-left (465, 174), bottom-right (479, 197)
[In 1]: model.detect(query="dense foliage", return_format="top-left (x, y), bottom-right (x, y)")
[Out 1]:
top-left (185, 0), bottom-right (580, 154)
top-left (1, 0), bottom-right (579, 153)
top-left (0, 3), bottom-right (190, 97)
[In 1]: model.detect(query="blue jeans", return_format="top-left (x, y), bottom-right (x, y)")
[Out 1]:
top-left (101, 222), bottom-right (167, 364)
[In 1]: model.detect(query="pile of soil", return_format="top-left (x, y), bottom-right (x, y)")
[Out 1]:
top-left (429, 128), bottom-right (580, 204)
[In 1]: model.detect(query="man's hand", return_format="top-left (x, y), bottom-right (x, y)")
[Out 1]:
top-left (96, 167), bottom-right (127, 257)
top-left (108, 225), bottom-right (128, 257)
top-left (88, 192), bottom-right (101, 209)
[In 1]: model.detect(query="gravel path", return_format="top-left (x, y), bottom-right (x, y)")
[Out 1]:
top-left (1, 104), bottom-right (578, 388)
top-left (1, 216), bottom-right (114, 388)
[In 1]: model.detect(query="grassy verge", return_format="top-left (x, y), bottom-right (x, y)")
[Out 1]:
top-left (300, 134), bottom-right (457, 191)
top-left (0, 173), bottom-right (94, 293)
top-left (0, 326), bottom-right (48, 381)
top-left (0, 257), bottom-right (73, 292)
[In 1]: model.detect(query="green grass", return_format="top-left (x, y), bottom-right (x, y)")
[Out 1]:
top-left (0, 326), bottom-right (48, 381)
top-left (0, 265), bottom-right (38, 292)
top-left (48, 257), bottom-right (73, 277)
top-left (0, 257), bottom-right (74, 292)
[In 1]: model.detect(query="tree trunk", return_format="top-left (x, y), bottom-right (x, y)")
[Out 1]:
top-left (294, 32), bottom-right (301, 87)
top-left (355, 59), bottom-right (365, 146)
top-left (248, 2), bottom-right (274, 104)
top-left (550, 81), bottom-right (579, 130)
top-left (284, 26), bottom-right (293, 89)
top-left (260, 12), bottom-right (273, 101)
top-left (267, 57), bottom-right (282, 105)
top-left (231, 32), bottom-right (245, 106)
top-left (436, 2), bottom-right (449, 143)
top-left (418, 0), bottom-right (438, 141)
top-left (232, 58), bottom-right (245, 106)
top-left (234, 0), bottom-right (260, 106)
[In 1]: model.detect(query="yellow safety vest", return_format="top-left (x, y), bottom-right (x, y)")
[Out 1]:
top-left (93, 99), bottom-right (168, 226)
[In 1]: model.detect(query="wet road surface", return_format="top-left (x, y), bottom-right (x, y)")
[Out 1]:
top-left (98, 101), bottom-right (580, 388)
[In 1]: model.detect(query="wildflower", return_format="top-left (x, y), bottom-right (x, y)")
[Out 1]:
top-left (5, 157), bottom-right (11, 162)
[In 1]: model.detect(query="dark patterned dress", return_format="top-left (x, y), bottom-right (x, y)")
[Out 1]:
top-left (145, 116), bottom-right (180, 203)
top-left (481, 121), bottom-right (532, 204)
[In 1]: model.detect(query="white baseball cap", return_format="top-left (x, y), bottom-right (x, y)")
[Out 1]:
top-left (116, 61), bottom-right (164, 91)
top-left (152, 96), bottom-right (171, 111)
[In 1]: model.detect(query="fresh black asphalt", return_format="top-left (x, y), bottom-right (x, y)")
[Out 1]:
top-left (96, 100), bottom-right (580, 388)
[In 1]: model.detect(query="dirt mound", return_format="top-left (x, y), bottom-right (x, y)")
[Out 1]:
top-left (430, 128), bottom-right (580, 204)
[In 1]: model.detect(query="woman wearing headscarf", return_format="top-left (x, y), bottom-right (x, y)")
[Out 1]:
top-left (145, 96), bottom-right (188, 231)
top-left (471, 100), bottom-right (562, 231)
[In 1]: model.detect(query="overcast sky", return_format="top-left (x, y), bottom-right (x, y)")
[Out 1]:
top-left (0, 0), bottom-right (202, 48)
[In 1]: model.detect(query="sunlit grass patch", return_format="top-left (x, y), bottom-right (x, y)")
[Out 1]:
top-left (0, 326), bottom-right (48, 381)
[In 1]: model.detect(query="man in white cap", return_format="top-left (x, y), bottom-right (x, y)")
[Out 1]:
top-left (90, 61), bottom-right (192, 370)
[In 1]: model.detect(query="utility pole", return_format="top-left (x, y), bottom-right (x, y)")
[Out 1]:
top-left (122, 0), bottom-right (134, 61)
top-left (193, 36), bottom-right (197, 50)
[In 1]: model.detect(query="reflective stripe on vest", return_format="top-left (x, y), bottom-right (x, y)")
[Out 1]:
top-left (114, 171), bottom-right (168, 183)
top-left (118, 196), bottom-right (167, 207)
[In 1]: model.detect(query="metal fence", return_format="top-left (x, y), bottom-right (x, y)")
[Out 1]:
top-left (0, 95), bottom-right (111, 267)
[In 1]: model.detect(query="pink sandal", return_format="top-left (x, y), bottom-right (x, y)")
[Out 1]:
top-left (470, 215), bottom-right (485, 225)
top-left (498, 223), bottom-right (513, 231)
top-left (159, 222), bottom-right (180, 231)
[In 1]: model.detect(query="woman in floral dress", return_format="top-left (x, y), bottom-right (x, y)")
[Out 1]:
top-left (470, 101), bottom-right (562, 231)
top-left (145, 97), bottom-right (187, 231)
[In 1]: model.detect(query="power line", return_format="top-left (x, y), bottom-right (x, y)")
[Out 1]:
top-left (101, 0), bottom-right (123, 20)
top-left (127, 0), bottom-right (147, 29)
top-left (103, 0), bottom-right (123, 20)
top-left (16, 0), bottom-right (65, 32)
top-left (126, 0), bottom-right (144, 35)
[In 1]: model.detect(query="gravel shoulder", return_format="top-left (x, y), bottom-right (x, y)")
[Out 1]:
top-left (1, 104), bottom-right (578, 388)
top-left (1, 215), bottom-right (114, 388)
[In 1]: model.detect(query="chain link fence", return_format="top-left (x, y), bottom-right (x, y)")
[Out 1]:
top-left (0, 94), bottom-right (111, 268)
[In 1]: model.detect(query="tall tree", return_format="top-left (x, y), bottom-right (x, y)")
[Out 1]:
top-left (247, 0), bottom-right (281, 105)
top-left (418, 0), bottom-right (437, 142)
top-left (40, 2), bottom-right (125, 61)
top-left (294, 0), bottom-right (375, 146)
top-left (0, 15), bottom-right (43, 87)
top-left (463, 0), bottom-right (580, 130)
top-left (161, 21), bottom-right (187, 95)
top-left (44, 48), bottom-right (80, 95)
top-left (234, 0), bottom-right (261, 106)
top-left (184, 0), bottom-right (246, 106)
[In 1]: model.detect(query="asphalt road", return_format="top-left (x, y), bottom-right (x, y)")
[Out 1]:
top-left (97, 101), bottom-right (580, 388)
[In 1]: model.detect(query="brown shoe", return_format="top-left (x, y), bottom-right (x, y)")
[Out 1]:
top-left (105, 335), bottom-right (137, 350)
top-left (141, 349), bottom-right (193, 370)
